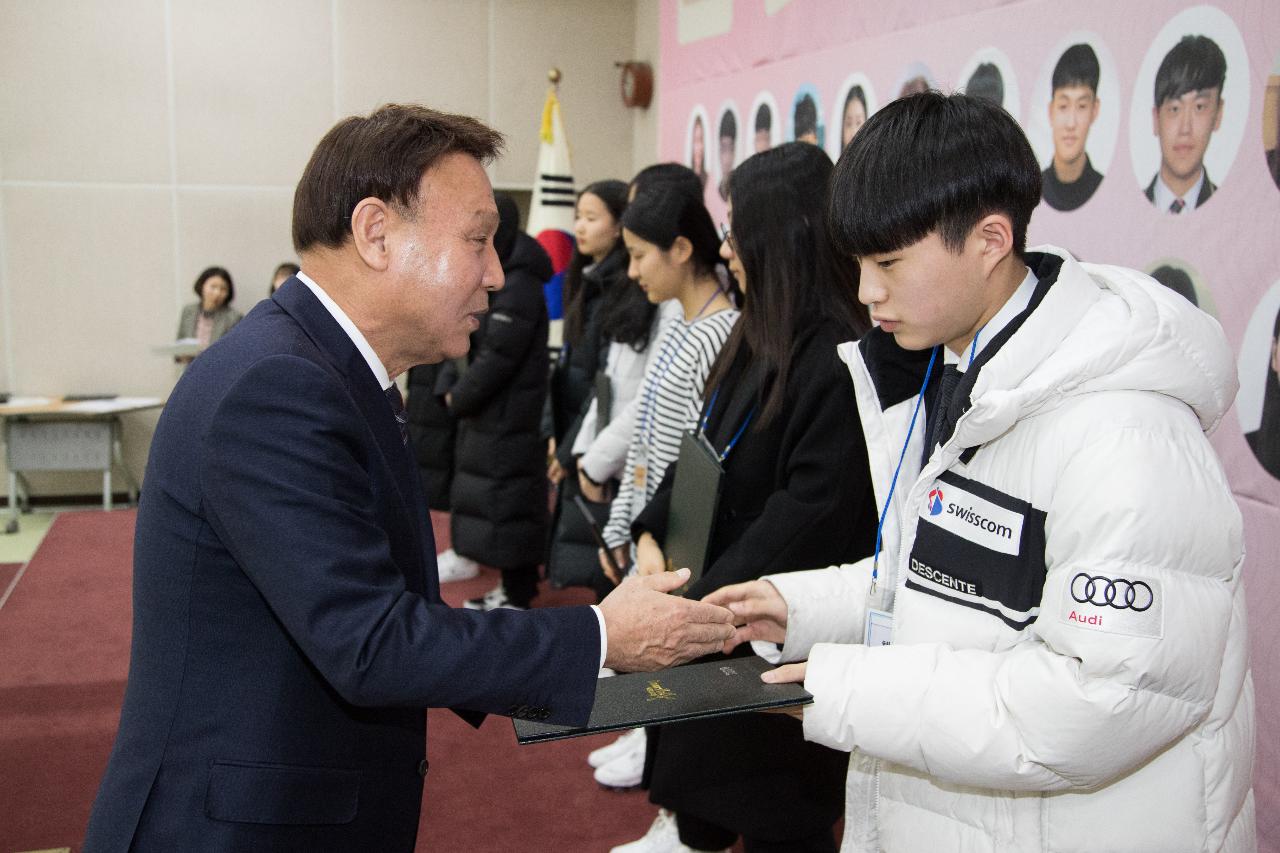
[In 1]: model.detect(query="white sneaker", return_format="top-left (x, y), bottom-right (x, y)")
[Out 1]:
top-left (588, 727), bottom-right (643, 768)
top-left (463, 584), bottom-right (526, 611)
top-left (609, 809), bottom-right (726, 853)
top-left (436, 547), bottom-right (479, 582)
top-left (593, 728), bottom-right (647, 788)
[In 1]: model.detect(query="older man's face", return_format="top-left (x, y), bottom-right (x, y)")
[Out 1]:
top-left (384, 152), bottom-right (504, 364)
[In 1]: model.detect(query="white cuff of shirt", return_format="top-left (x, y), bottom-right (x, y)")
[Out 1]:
top-left (590, 604), bottom-right (608, 670)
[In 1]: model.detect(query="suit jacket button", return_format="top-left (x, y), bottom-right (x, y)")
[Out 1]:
top-left (418, 759), bottom-right (429, 777)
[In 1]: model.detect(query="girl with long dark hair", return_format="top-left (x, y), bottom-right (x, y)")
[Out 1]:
top-left (613, 142), bottom-right (877, 853)
top-left (531, 181), bottom-right (659, 606)
top-left (598, 187), bottom-right (738, 579)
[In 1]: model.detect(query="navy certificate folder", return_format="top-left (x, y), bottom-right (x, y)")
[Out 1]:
top-left (513, 655), bottom-right (811, 744)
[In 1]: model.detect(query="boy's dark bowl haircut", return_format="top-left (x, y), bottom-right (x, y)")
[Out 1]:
top-left (829, 91), bottom-right (1041, 258)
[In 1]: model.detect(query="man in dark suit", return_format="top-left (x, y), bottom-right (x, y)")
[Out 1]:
top-left (1144, 34), bottom-right (1226, 213)
top-left (84, 105), bottom-right (734, 853)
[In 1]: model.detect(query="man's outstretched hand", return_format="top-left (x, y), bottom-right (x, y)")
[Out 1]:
top-left (701, 579), bottom-right (788, 653)
top-left (599, 569), bottom-right (735, 672)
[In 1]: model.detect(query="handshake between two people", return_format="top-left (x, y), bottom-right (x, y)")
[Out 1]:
top-left (599, 575), bottom-right (808, 701)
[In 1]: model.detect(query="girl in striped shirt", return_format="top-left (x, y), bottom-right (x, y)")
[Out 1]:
top-left (598, 187), bottom-right (739, 579)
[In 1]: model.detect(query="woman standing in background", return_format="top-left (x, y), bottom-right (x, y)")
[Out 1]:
top-left (176, 266), bottom-right (242, 360)
top-left (615, 143), bottom-right (876, 853)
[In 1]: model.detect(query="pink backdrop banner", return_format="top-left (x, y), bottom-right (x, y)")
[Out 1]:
top-left (661, 1), bottom-right (1279, 848)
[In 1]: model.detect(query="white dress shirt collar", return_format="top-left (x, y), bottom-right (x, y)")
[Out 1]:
top-left (1153, 170), bottom-right (1205, 213)
top-left (295, 271), bottom-right (392, 391)
top-left (950, 266), bottom-right (1038, 372)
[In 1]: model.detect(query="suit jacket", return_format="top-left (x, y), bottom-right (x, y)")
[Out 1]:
top-left (1144, 167), bottom-right (1215, 209)
top-left (176, 302), bottom-right (243, 344)
top-left (85, 278), bottom-right (600, 852)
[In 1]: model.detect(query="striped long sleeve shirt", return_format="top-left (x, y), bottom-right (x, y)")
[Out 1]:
top-left (602, 306), bottom-right (739, 549)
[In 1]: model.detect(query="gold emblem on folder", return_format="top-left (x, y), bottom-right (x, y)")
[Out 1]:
top-left (646, 680), bottom-right (676, 701)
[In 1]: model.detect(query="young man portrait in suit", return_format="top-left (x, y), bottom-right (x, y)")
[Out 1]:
top-left (83, 104), bottom-right (734, 853)
top-left (1146, 34), bottom-right (1227, 213)
top-left (1042, 43), bottom-right (1104, 212)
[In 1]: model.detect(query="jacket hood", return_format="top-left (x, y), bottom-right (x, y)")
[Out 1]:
top-left (960, 246), bottom-right (1238, 446)
top-left (504, 231), bottom-right (554, 283)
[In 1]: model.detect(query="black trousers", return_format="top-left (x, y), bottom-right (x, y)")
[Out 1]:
top-left (500, 563), bottom-right (539, 608)
top-left (676, 810), bottom-right (838, 853)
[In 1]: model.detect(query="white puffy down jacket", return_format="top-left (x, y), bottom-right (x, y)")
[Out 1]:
top-left (760, 248), bottom-right (1255, 852)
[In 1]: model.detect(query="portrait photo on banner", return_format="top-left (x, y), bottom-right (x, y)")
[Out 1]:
top-left (1263, 49), bottom-right (1280, 191)
top-left (955, 45), bottom-right (1022, 124)
top-left (1144, 256), bottom-right (1218, 317)
top-left (829, 72), bottom-right (878, 161)
top-left (1238, 280), bottom-right (1280, 482)
top-left (1127, 4), bottom-right (1249, 215)
top-left (1026, 32), bottom-right (1122, 213)
top-left (790, 82), bottom-right (825, 148)
top-left (893, 60), bottom-right (935, 100)
top-left (748, 90), bottom-right (782, 154)
top-left (685, 103), bottom-right (711, 192)
top-left (713, 99), bottom-right (742, 202)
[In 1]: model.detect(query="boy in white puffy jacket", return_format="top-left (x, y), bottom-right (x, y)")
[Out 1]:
top-left (707, 92), bottom-right (1255, 853)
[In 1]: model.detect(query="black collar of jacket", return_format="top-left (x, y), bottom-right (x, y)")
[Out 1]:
top-left (858, 251), bottom-right (1065, 451)
top-left (583, 244), bottom-right (628, 287)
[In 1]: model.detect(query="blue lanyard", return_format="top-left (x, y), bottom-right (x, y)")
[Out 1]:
top-left (870, 329), bottom-right (982, 590)
top-left (637, 288), bottom-right (722, 445)
top-left (700, 387), bottom-right (756, 462)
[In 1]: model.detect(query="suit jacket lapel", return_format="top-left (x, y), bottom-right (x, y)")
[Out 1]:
top-left (1198, 169), bottom-right (1215, 206)
top-left (273, 279), bottom-right (432, 589)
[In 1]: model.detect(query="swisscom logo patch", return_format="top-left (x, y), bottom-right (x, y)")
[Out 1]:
top-left (918, 480), bottom-right (1024, 556)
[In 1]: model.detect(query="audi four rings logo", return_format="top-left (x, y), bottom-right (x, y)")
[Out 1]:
top-left (1070, 573), bottom-right (1154, 612)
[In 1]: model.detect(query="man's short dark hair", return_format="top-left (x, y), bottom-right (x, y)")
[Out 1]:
top-left (755, 103), bottom-right (772, 132)
top-left (719, 109), bottom-right (737, 141)
top-left (793, 95), bottom-right (818, 138)
top-left (1052, 43), bottom-right (1100, 94)
top-left (829, 91), bottom-right (1041, 257)
top-left (1154, 35), bottom-right (1226, 107)
top-left (292, 103), bottom-right (504, 253)
top-left (966, 63), bottom-right (1004, 106)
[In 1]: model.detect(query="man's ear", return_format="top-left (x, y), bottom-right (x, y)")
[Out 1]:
top-left (1213, 97), bottom-right (1225, 132)
top-left (1089, 97), bottom-right (1100, 122)
top-left (350, 196), bottom-right (392, 271)
top-left (974, 213), bottom-right (1015, 277)
top-left (1152, 105), bottom-right (1160, 137)
top-left (669, 235), bottom-right (694, 266)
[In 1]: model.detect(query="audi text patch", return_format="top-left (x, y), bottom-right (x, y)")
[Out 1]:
top-left (1059, 571), bottom-right (1164, 639)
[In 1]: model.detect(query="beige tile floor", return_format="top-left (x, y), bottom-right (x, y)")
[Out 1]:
top-left (0, 510), bottom-right (58, 564)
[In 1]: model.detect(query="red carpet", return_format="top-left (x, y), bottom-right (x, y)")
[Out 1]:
top-left (0, 563), bottom-right (21, 598)
top-left (0, 510), bottom-right (688, 853)
top-left (0, 511), bottom-right (134, 852)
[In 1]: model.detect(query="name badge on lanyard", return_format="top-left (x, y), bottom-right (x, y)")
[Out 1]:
top-left (864, 608), bottom-right (893, 647)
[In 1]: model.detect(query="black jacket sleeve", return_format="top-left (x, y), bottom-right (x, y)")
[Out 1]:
top-left (634, 328), bottom-right (876, 601)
